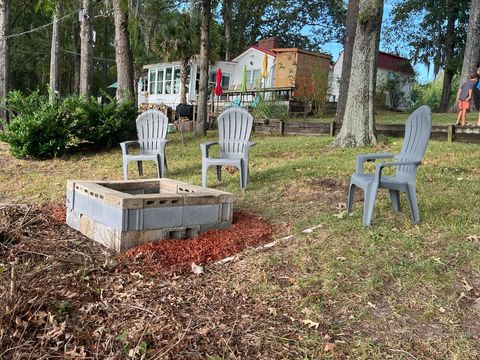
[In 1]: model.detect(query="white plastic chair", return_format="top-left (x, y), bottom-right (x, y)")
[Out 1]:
top-left (120, 110), bottom-right (169, 180)
top-left (201, 107), bottom-right (256, 190)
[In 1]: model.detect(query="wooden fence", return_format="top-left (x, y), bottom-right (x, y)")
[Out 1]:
top-left (254, 119), bottom-right (480, 144)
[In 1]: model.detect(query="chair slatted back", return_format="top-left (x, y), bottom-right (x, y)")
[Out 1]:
top-left (217, 107), bottom-right (254, 158)
top-left (136, 110), bottom-right (169, 154)
top-left (396, 105), bottom-right (432, 179)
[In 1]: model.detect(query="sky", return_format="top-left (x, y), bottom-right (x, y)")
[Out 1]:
top-left (321, 1), bottom-right (433, 84)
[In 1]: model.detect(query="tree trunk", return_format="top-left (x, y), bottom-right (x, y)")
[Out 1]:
top-left (112, 0), bottom-right (135, 102)
top-left (222, 0), bottom-right (232, 60)
top-left (180, 59), bottom-right (189, 105)
top-left (80, 0), bottom-right (94, 98)
top-left (0, 0), bottom-right (10, 124)
top-left (195, 0), bottom-right (211, 136)
top-left (49, 1), bottom-right (61, 103)
top-left (333, 0), bottom-right (384, 148)
top-left (458, 0), bottom-right (480, 107)
top-left (190, 0), bottom-right (196, 17)
top-left (334, 0), bottom-right (359, 125)
top-left (439, 14), bottom-right (455, 113)
top-left (73, 21), bottom-right (81, 95)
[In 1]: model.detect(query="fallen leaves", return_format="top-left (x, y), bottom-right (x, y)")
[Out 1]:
top-left (301, 319), bottom-right (320, 330)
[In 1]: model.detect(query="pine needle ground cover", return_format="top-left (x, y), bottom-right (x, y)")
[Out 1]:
top-left (0, 133), bottom-right (479, 358)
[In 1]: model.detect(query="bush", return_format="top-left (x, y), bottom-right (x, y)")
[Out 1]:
top-left (0, 91), bottom-right (72, 159)
top-left (0, 91), bottom-right (138, 159)
top-left (71, 96), bottom-right (137, 148)
top-left (252, 98), bottom-right (288, 122)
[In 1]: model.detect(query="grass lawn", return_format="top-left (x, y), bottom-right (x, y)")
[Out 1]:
top-left (1, 131), bottom-right (479, 358)
top-left (291, 111), bottom-right (459, 125)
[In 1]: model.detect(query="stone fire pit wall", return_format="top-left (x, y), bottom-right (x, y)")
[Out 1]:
top-left (66, 179), bottom-right (234, 252)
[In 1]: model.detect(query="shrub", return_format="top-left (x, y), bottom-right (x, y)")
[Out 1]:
top-left (0, 92), bottom-right (72, 159)
top-left (0, 91), bottom-right (138, 159)
top-left (71, 96), bottom-right (137, 148)
top-left (252, 98), bottom-right (288, 122)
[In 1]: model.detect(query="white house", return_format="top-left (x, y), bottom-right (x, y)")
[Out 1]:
top-left (330, 51), bottom-right (415, 110)
top-left (138, 45), bottom-right (276, 108)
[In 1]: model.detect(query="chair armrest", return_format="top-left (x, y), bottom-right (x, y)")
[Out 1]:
top-left (120, 140), bottom-right (139, 155)
top-left (374, 160), bottom-right (422, 185)
top-left (200, 141), bottom-right (219, 158)
top-left (243, 141), bottom-right (257, 156)
top-left (356, 153), bottom-right (396, 174)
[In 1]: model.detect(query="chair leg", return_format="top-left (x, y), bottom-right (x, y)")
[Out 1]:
top-left (347, 183), bottom-right (356, 213)
top-left (363, 184), bottom-right (378, 226)
top-left (123, 160), bottom-right (129, 180)
top-left (202, 163), bottom-right (209, 188)
top-left (239, 165), bottom-right (246, 190)
top-left (216, 166), bottom-right (222, 182)
top-left (389, 190), bottom-right (401, 212)
top-left (164, 156), bottom-right (168, 174)
top-left (137, 161), bottom-right (143, 176)
top-left (405, 184), bottom-right (420, 224)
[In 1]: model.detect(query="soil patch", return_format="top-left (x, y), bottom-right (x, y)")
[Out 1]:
top-left (123, 211), bottom-right (274, 273)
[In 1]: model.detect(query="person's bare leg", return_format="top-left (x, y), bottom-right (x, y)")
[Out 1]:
top-left (477, 112), bottom-right (480, 127)
top-left (456, 110), bottom-right (462, 125)
top-left (462, 109), bottom-right (467, 126)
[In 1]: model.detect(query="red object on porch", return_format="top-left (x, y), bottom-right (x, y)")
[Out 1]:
top-left (214, 68), bottom-right (223, 96)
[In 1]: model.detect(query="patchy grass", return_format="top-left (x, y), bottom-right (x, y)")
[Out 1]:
top-left (1, 131), bottom-right (480, 359)
top-left (291, 111), bottom-right (457, 125)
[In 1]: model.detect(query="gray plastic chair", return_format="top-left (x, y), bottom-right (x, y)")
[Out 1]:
top-left (120, 109), bottom-right (169, 180)
top-left (201, 107), bottom-right (256, 190)
top-left (347, 105), bottom-right (432, 226)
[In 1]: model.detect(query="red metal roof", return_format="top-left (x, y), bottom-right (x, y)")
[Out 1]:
top-left (249, 46), bottom-right (276, 57)
top-left (377, 52), bottom-right (414, 76)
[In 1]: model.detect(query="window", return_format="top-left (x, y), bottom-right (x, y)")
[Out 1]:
top-left (149, 70), bottom-right (156, 94)
top-left (156, 69), bottom-right (164, 94)
top-left (173, 68), bottom-right (181, 94)
top-left (246, 69), bottom-right (261, 88)
top-left (209, 72), bottom-right (231, 89)
top-left (165, 67), bottom-right (173, 94)
top-left (222, 74), bottom-right (230, 89)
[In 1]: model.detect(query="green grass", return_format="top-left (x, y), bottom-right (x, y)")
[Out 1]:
top-left (1, 132), bottom-right (479, 358)
top-left (290, 111), bottom-right (458, 125)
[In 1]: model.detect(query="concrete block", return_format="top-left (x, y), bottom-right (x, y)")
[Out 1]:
top-left (66, 178), bottom-right (233, 252)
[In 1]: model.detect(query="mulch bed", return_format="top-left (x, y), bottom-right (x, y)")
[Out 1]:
top-left (123, 211), bottom-right (274, 273)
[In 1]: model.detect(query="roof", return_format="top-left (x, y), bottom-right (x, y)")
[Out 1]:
top-left (377, 52), bottom-right (414, 75)
top-left (232, 46), bottom-right (276, 61)
top-left (334, 50), bottom-right (415, 76)
top-left (272, 48), bottom-right (332, 60)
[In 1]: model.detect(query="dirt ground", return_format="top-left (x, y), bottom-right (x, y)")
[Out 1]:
top-left (0, 204), bottom-right (321, 359)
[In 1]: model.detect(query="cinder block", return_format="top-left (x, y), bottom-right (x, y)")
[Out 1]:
top-left (66, 209), bottom-right (80, 230)
top-left (66, 178), bottom-right (233, 252)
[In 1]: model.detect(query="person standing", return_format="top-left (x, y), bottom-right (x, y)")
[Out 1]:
top-left (456, 73), bottom-right (479, 126)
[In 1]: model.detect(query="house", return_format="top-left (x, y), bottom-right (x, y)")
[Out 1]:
top-left (137, 37), bottom-right (332, 112)
top-left (330, 51), bottom-right (415, 110)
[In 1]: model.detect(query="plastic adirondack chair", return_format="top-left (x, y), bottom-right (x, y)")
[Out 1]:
top-left (347, 105), bottom-right (432, 226)
top-left (120, 109), bottom-right (169, 180)
top-left (201, 107), bottom-right (256, 190)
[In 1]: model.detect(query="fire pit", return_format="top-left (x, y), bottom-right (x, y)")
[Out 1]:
top-left (66, 179), bottom-right (233, 252)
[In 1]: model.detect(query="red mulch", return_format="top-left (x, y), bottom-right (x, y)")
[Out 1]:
top-left (47, 202), bottom-right (67, 223)
top-left (41, 203), bottom-right (274, 273)
top-left (122, 211), bottom-right (274, 273)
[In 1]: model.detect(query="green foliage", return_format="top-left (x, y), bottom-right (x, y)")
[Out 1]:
top-left (0, 91), bottom-right (73, 159)
top-left (410, 73), bottom-right (458, 111)
top-left (0, 91), bottom-right (137, 159)
top-left (252, 98), bottom-right (288, 121)
top-left (380, 73), bottom-right (412, 110)
top-left (70, 95), bottom-right (137, 148)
